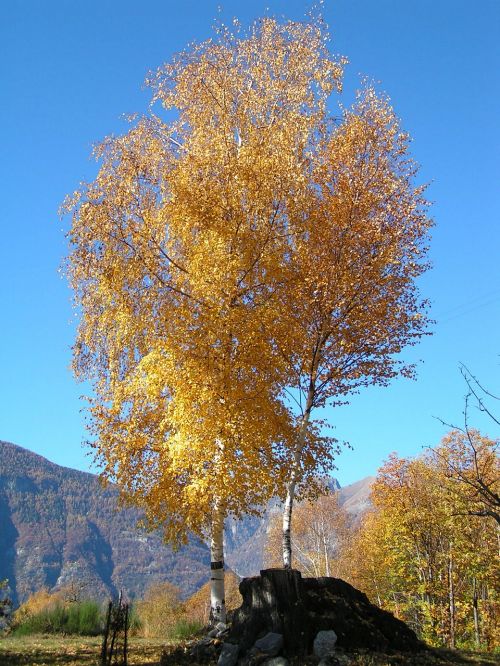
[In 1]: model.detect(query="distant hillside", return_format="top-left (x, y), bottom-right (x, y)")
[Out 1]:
top-left (338, 475), bottom-right (375, 521)
top-left (0, 441), bottom-right (209, 606)
top-left (0, 441), bottom-right (374, 607)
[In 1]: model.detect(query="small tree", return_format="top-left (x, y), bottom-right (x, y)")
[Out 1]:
top-left (276, 87), bottom-right (432, 567)
top-left (266, 492), bottom-right (349, 577)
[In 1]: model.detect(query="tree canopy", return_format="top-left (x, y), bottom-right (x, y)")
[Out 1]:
top-left (65, 13), bottom-right (432, 618)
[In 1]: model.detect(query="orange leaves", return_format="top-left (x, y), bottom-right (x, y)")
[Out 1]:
top-left (65, 12), bottom-right (433, 556)
top-left (280, 84), bottom-right (432, 418)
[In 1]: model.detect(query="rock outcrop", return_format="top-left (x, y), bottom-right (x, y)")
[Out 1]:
top-left (228, 569), bottom-right (422, 659)
top-left (162, 569), bottom-right (425, 665)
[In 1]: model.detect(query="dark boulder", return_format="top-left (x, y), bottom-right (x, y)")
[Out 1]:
top-left (229, 569), bottom-right (423, 658)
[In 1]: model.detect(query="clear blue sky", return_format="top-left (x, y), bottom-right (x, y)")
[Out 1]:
top-left (1, 0), bottom-right (499, 486)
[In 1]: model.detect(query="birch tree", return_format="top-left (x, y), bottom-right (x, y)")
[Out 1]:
top-left (265, 492), bottom-right (349, 577)
top-left (65, 16), bottom-right (344, 624)
top-left (277, 87), bottom-right (433, 567)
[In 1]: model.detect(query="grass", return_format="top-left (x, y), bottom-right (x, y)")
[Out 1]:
top-left (1, 635), bottom-right (498, 666)
top-left (169, 618), bottom-right (204, 640)
top-left (13, 601), bottom-right (103, 637)
top-left (0, 635), bottom-right (169, 665)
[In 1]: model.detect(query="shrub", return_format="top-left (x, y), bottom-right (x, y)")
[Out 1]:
top-left (127, 603), bottom-right (143, 636)
top-left (13, 588), bottom-right (55, 627)
top-left (135, 582), bottom-right (184, 638)
top-left (68, 600), bottom-right (103, 635)
top-left (13, 600), bottom-right (103, 636)
top-left (170, 617), bottom-right (204, 640)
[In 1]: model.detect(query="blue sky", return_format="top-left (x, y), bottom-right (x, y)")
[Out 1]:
top-left (0, 0), bottom-right (499, 486)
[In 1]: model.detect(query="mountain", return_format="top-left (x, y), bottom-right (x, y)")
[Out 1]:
top-left (0, 441), bottom-right (374, 607)
top-left (338, 475), bottom-right (375, 521)
top-left (0, 441), bottom-right (209, 607)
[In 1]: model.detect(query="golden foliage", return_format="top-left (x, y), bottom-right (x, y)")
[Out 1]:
top-left (64, 12), bottom-right (432, 567)
top-left (65, 16), bottom-right (345, 544)
top-left (344, 436), bottom-right (499, 649)
top-left (278, 84), bottom-right (433, 503)
top-left (433, 429), bottom-right (499, 524)
top-left (13, 588), bottom-right (68, 625)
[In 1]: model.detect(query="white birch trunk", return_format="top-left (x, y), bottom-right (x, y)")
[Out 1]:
top-left (210, 498), bottom-right (226, 625)
top-left (448, 549), bottom-right (455, 649)
top-left (282, 387), bottom-right (315, 568)
top-left (323, 530), bottom-right (331, 577)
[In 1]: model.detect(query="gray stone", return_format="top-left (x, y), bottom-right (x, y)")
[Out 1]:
top-left (313, 630), bottom-right (338, 658)
top-left (262, 658), bottom-right (289, 666)
top-left (217, 642), bottom-right (240, 666)
top-left (253, 632), bottom-right (284, 657)
top-left (209, 622), bottom-right (227, 637)
top-left (198, 636), bottom-right (213, 646)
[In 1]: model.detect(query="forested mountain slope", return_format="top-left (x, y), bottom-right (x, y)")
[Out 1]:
top-left (0, 441), bottom-right (209, 606)
top-left (0, 441), bottom-right (373, 605)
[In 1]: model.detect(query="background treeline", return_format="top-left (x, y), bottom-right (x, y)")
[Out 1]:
top-left (266, 429), bottom-right (498, 651)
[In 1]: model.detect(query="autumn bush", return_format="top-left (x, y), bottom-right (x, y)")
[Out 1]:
top-left (13, 587), bottom-right (55, 626)
top-left (132, 575), bottom-right (241, 639)
top-left (134, 582), bottom-right (187, 638)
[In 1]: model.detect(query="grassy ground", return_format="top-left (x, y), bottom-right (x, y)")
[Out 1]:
top-left (0, 635), bottom-right (168, 665)
top-left (0, 635), bottom-right (498, 665)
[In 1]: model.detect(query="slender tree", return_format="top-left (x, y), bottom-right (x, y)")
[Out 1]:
top-left (265, 492), bottom-right (349, 577)
top-left (277, 87), bottom-right (432, 567)
top-left (65, 16), bottom-right (344, 623)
